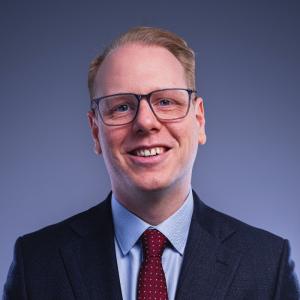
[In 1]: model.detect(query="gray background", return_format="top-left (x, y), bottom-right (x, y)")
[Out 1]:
top-left (1, 0), bottom-right (299, 290)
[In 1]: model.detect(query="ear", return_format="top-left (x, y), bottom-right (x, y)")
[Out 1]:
top-left (195, 97), bottom-right (207, 145)
top-left (87, 111), bottom-right (102, 155)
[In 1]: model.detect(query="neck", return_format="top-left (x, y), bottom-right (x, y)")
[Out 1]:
top-left (113, 183), bottom-right (191, 225)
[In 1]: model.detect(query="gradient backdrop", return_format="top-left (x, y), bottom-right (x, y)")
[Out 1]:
top-left (1, 0), bottom-right (299, 291)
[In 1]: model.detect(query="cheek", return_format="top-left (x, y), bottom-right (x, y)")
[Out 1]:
top-left (97, 128), bottom-right (113, 160)
top-left (176, 119), bottom-right (199, 146)
top-left (99, 135), bottom-right (123, 176)
top-left (178, 124), bottom-right (199, 161)
top-left (99, 127), bottom-right (126, 162)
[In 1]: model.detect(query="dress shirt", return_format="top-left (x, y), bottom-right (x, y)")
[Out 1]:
top-left (111, 189), bottom-right (194, 300)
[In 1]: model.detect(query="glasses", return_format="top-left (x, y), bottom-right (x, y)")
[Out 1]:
top-left (91, 88), bottom-right (196, 126)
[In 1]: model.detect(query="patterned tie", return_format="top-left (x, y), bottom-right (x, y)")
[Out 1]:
top-left (137, 229), bottom-right (168, 300)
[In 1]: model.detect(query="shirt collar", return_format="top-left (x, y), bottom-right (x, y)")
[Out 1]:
top-left (111, 189), bottom-right (194, 256)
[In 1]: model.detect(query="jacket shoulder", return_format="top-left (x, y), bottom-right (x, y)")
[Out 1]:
top-left (19, 195), bottom-right (112, 249)
top-left (192, 192), bottom-right (286, 253)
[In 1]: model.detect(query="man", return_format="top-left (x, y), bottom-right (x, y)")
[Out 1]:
top-left (3, 27), bottom-right (300, 299)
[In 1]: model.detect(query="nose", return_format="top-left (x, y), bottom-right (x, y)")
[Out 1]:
top-left (132, 99), bottom-right (162, 134)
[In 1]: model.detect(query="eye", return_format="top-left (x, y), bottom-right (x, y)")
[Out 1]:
top-left (159, 98), bottom-right (172, 106)
top-left (114, 104), bottom-right (129, 112)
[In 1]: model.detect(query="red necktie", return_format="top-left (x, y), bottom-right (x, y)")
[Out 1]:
top-left (137, 229), bottom-right (168, 300)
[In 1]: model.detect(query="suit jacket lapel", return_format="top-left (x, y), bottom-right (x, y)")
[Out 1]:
top-left (175, 192), bottom-right (242, 300)
top-left (60, 195), bottom-right (122, 300)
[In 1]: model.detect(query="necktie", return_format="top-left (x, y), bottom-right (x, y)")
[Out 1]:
top-left (137, 229), bottom-right (168, 300)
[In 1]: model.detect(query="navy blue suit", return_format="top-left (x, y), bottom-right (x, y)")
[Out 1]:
top-left (3, 192), bottom-right (300, 299)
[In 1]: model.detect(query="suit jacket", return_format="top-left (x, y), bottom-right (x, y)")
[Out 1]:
top-left (3, 192), bottom-right (300, 299)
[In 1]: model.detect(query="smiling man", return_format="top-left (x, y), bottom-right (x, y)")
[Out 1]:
top-left (3, 27), bottom-right (299, 299)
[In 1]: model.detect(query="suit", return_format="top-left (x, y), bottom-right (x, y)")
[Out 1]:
top-left (3, 191), bottom-right (300, 299)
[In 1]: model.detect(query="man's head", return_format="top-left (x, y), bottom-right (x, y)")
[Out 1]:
top-left (87, 27), bottom-right (206, 205)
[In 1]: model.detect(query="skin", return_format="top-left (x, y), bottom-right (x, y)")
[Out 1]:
top-left (88, 43), bottom-right (206, 225)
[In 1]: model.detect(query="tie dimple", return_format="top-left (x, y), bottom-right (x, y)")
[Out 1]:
top-left (137, 229), bottom-right (168, 300)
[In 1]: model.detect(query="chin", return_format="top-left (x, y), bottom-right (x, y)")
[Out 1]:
top-left (130, 176), bottom-right (173, 193)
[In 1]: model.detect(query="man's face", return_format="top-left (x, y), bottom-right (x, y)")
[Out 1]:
top-left (88, 44), bottom-right (206, 197)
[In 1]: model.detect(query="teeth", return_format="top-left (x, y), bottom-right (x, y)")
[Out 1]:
top-left (135, 147), bottom-right (165, 157)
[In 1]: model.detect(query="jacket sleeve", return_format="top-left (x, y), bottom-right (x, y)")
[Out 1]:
top-left (273, 239), bottom-right (300, 300)
top-left (2, 237), bottom-right (28, 300)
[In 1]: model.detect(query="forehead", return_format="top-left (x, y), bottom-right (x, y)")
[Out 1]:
top-left (93, 44), bottom-right (187, 97)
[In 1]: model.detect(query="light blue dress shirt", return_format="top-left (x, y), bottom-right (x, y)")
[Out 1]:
top-left (111, 190), bottom-right (194, 300)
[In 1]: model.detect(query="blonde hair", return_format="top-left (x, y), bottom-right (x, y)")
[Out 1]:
top-left (88, 27), bottom-right (196, 99)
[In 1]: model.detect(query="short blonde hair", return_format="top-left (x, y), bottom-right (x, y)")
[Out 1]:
top-left (88, 27), bottom-right (196, 99)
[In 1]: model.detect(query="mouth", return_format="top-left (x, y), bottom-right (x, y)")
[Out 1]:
top-left (129, 146), bottom-right (170, 157)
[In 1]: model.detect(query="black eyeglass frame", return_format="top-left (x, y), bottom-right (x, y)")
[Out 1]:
top-left (90, 88), bottom-right (197, 126)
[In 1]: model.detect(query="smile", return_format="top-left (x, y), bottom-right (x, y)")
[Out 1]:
top-left (134, 147), bottom-right (167, 157)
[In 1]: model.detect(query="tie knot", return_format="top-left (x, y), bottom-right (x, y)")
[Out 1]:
top-left (141, 229), bottom-right (167, 258)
